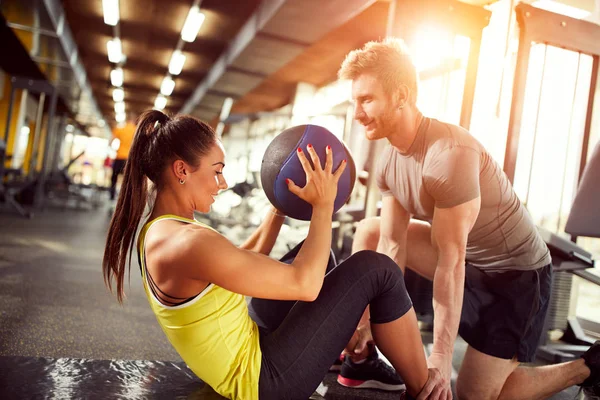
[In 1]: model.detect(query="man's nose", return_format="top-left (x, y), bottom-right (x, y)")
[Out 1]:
top-left (354, 105), bottom-right (365, 121)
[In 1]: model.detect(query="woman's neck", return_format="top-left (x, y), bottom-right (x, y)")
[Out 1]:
top-left (150, 189), bottom-right (194, 221)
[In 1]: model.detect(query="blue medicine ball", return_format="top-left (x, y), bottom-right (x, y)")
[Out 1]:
top-left (261, 124), bottom-right (356, 221)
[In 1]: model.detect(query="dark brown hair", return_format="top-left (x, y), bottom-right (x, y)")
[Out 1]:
top-left (102, 110), bottom-right (217, 303)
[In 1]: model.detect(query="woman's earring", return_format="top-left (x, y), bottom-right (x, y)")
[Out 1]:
top-left (179, 179), bottom-right (185, 185)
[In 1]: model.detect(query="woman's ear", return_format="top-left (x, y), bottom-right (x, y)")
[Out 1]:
top-left (172, 160), bottom-right (187, 182)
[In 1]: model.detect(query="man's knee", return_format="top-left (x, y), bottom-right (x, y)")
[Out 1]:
top-left (456, 375), bottom-right (502, 400)
top-left (354, 217), bottom-right (380, 251)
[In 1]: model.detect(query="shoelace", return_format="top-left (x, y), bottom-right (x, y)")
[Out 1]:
top-left (370, 357), bottom-right (401, 381)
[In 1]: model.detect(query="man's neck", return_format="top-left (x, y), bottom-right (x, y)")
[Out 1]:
top-left (387, 108), bottom-right (423, 154)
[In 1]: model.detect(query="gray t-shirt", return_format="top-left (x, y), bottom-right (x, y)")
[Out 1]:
top-left (376, 117), bottom-right (551, 271)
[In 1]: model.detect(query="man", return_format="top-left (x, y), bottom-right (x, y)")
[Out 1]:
top-left (110, 117), bottom-right (136, 201)
top-left (336, 37), bottom-right (599, 400)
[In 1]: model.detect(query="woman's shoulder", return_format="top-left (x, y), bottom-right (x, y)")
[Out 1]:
top-left (145, 217), bottom-right (219, 254)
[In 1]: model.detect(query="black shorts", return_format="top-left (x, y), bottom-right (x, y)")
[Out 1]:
top-left (458, 263), bottom-right (552, 363)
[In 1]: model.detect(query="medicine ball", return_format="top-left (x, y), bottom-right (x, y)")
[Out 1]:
top-left (261, 124), bottom-right (356, 221)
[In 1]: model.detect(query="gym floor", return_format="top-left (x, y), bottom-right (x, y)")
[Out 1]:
top-left (0, 204), bottom-right (584, 399)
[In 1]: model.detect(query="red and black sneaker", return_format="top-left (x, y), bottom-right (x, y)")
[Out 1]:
top-left (581, 340), bottom-right (600, 399)
top-left (329, 354), bottom-right (344, 372)
top-left (337, 347), bottom-right (405, 391)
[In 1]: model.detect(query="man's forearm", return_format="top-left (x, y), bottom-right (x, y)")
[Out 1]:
top-left (377, 236), bottom-right (407, 273)
top-left (240, 209), bottom-right (285, 254)
top-left (431, 255), bottom-right (465, 357)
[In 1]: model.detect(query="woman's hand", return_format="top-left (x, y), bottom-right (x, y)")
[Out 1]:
top-left (287, 144), bottom-right (346, 209)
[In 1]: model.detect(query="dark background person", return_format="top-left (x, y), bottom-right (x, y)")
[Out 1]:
top-left (109, 116), bottom-right (136, 201)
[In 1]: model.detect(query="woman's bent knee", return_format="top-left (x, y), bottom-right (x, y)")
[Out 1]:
top-left (344, 250), bottom-right (403, 277)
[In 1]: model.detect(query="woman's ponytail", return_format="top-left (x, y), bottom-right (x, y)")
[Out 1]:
top-left (102, 110), bottom-right (169, 303)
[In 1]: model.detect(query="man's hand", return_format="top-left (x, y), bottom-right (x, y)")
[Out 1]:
top-left (343, 324), bottom-right (374, 361)
top-left (416, 354), bottom-right (452, 400)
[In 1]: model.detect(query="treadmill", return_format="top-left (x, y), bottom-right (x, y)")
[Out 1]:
top-left (537, 141), bottom-right (600, 363)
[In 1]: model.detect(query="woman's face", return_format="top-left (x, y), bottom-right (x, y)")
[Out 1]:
top-left (187, 141), bottom-right (228, 213)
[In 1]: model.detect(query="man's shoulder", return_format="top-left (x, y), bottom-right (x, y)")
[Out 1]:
top-left (425, 118), bottom-right (481, 154)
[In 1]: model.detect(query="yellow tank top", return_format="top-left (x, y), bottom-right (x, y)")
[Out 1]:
top-left (138, 215), bottom-right (262, 399)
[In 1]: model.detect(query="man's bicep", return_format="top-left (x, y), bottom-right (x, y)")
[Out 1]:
top-left (425, 147), bottom-right (480, 209)
top-left (431, 197), bottom-right (480, 257)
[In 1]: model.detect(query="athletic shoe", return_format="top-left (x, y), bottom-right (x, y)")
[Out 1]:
top-left (337, 346), bottom-right (405, 391)
top-left (581, 340), bottom-right (600, 398)
top-left (329, 354), bottom-right (344, 372)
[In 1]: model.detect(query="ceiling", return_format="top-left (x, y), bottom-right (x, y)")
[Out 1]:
top-left (3, 0), bottom-right (596, 135)
top-left (63, 0), bottom-right (262, 125)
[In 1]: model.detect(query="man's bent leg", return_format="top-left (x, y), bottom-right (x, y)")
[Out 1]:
top-left (456, 346), bottom-right (519, 400)
top-left (352, 217), bottom-right (380, 254)
top-left (457, 345), bottom-right (590, 400)
top-left (352, 217), bottom-right (438, 279)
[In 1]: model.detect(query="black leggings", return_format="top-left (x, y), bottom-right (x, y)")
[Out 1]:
top-left (248, 243), bottom-right (413, 400)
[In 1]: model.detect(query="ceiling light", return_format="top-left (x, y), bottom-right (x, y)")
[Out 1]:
top-left (102, 0), bottom-right (120, 26)
top-left (115, 112), bottom-right (126, 123)
top-left (154, 95), bottom-right (167, 110)
top-left (20, 126), bottom-right (30, 135)
top-left (66, 124), bottom-right (74, 133)
top-left (114, 102), bottom-right (125, 114)
top-left (112, 87), bottom-right (124, 102)
top-left (181, 6), bottom-right (205, 42)
top-left (168, 50), bottom-right (186, 75)
top-left (160, 76), bottom-right (175, 96)
top-left (107, 38), bottom-right (123, 63)
top-left (110, 68), bottom-right (123, 87)
top-left (98, 120), bottom-right (106, 127)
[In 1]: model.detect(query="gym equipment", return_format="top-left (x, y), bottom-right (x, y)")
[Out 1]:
top-left (1, 76), bottom-right (59, 217)
top-left (261, 124), bottom-right (356, 221)
top-left (538, 140), bottom-right (600, 363)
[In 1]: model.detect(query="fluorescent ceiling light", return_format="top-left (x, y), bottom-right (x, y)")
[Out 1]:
top-left (219, 97), bottom-right (234, 121)
top-left (20, 126), bottom-right (30, 135)
top-left (110, 68), bottom-right (123, 87)
top-left (114, 102), bottom-right (125, 114)
top-left (115, 112), bottom-right (126, 123)
top-left (102, 0), bottom-right (120, 26)
top-left (181, 6), bottom-right (205, 42)
top-left (98, 120), bottom-right (106, 127)
top-left (66, 124), bottom-right (74, 132)
top-left (168, 50), bottom-right (186, 75)
top-left (154, 95), bottom-right (167, 110)
top-left (160, 76), bottom-right (175, 96)
top-left (107, 38), bottom-right (123, 63)
top-left (112, 88), bottom-right (124, 102)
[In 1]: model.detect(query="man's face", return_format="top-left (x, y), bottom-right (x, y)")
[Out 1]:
top-left (351, 74), bottom-right (398, 141)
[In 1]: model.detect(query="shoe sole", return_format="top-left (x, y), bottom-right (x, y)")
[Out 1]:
top-left (583, 388), bottom-right (600, 400)
top-left (337, 375), bottom-right (406, 391)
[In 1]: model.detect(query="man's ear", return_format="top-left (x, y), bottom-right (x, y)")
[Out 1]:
top-left (397, 84), bottom-right (410, 108)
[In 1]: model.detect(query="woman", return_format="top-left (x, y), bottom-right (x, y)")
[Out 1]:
top-left (103, 110), bottom-right (442, 400)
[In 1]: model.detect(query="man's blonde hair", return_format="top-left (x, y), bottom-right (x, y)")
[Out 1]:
top-left (338, 37), bottom-right (418, 105)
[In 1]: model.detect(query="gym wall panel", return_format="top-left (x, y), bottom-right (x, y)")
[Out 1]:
top-left (0, 74), bottom-right (23, 167)
top-left (2, 1), bottom-right (34, 53)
